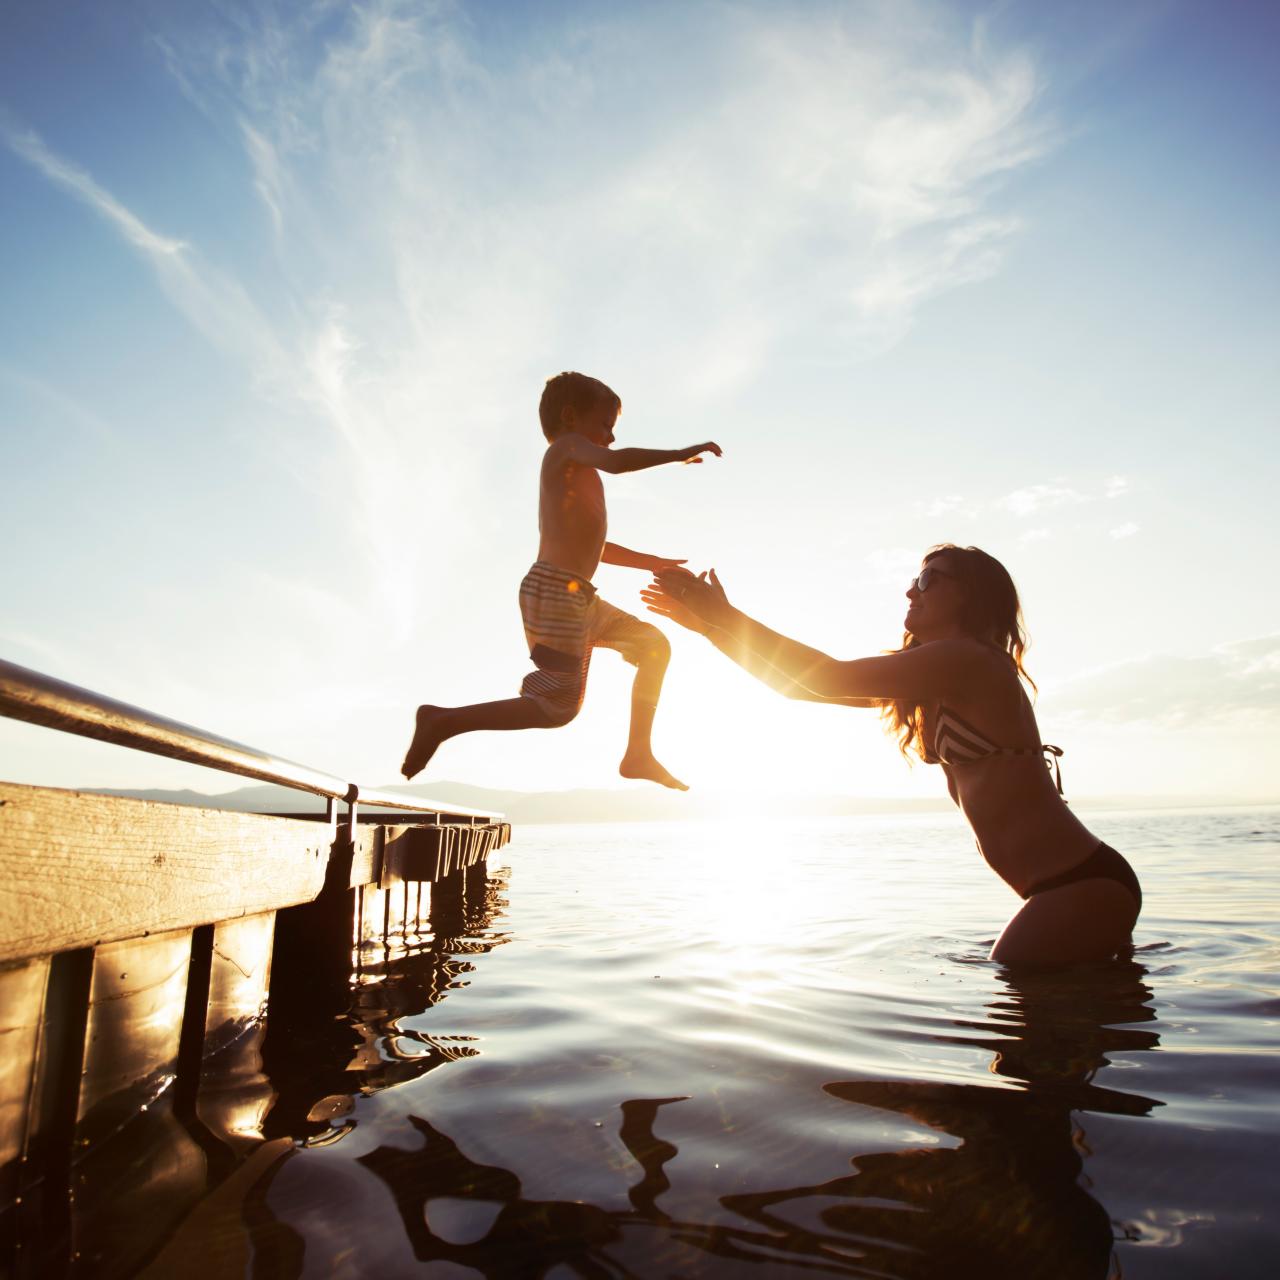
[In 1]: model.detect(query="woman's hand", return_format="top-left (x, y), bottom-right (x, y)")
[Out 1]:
top-left (641, 572), bottom-right (709, 634)
top-left (644, 567), bottom-right (732, 631)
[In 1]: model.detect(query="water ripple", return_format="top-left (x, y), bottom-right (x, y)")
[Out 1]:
top-left (128, 805), bottom-right (1280, 1278)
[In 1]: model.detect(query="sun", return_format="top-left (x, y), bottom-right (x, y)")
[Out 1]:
top-left (650, 647), bottom-right (896, 802)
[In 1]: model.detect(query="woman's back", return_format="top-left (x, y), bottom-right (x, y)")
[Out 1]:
top-left (923, 647), bottom-right (1099, 894)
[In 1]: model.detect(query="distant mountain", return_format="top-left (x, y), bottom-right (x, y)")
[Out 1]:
top-left (81, 780), bottom-right (1262, 824)
top-left (86, 781), bottom-right (335, 815)
top-left (83, 779), bottom-right (955, 824)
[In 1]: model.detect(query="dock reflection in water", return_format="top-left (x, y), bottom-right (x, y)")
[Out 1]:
top-left (110, 859), bottom-right (512, 1279)
top-left (112, 855), bottom-right (1163, 1280)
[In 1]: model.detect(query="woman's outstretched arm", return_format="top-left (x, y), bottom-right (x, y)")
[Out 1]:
top-left (640, 580), bottom-right (877, 707)
top-left (650, 568), bottom-right (977, 704)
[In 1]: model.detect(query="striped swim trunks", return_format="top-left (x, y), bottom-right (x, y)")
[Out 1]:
top-left (518, 561), bottom-right (658, 717)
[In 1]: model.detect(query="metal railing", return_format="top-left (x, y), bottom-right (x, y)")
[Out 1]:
top-left (0, 658), bottom-right (496, 820)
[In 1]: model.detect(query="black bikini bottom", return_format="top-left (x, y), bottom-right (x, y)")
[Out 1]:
top-left (1022, 842), bottom-right (1142, 909)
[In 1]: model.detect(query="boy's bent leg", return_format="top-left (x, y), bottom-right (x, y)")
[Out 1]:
top-left (404, 562), bottom-right (594, 780)
top-left (591, 602), bottom-right (687, 791)
top-left (401, 696), bottom-right (563, 780)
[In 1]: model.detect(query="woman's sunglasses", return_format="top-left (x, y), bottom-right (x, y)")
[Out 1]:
top-left (911, 566), bottom-right (953, 593)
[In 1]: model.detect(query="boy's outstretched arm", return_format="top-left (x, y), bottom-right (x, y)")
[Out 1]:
top-left (558, 435), bottom-right (721, 474)
top-left (602, 542), bottom-right (687, 573)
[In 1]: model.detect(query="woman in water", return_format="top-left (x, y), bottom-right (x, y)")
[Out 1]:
top-left (642, 544), bottom-right (1141, 966)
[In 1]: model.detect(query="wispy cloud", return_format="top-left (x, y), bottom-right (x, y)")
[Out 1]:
top-left (919, 494), bottom-right (970, 518)
top-left (0, 364), bottom-right (118, 442)
top-left (0, 110), bottom-right (441, 638)
top-left (909, 471), bottom-right (1137, 548)
top-left (154, 0), bottom-right (1054, 361)
top-left (1046, 635), bottom-right (1280, 726)
top-left (0, 117), bottom-right (186, 257)
top-left (998, 480), bottom-right (1091, 517)
top-left (991, 475), bottom-right (1136, 535)
top-left (0, 113), bottom-right (289, 379)
top-left (129, 0), bottom-right (1059, 636)
top-left (5, 1), bottom-right (1058, 662)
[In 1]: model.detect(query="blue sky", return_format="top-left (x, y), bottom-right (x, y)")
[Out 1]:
top-left (2, 0), bottom-right (1277, 804)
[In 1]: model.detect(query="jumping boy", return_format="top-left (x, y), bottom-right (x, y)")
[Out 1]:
top-left (401, 371), bottom-right (721, 790)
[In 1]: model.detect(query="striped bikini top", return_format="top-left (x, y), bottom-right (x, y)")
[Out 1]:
top-left (933, 704), bottom-right (1065, 794)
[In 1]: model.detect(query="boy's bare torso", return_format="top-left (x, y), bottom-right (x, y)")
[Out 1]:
top-left (537, 448), bottom-right (606, 580)
top-left (398, 383), bottom-right (715, 791)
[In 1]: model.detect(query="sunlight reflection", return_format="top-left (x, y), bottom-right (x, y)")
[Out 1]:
top-left (683, 819), bottom-right (820, 1011)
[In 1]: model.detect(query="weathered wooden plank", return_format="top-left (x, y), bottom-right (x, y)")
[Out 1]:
top-left (76, 930), bottom-right (193, 1149)
top-left (179, 912), bottom-right (275, 1156)
top-left (357, 885), bottom-right (385, 951)
top-left (0, 783), bottom-right (332, 961)
top-left (464, 860), bottom-right (489, 917)
top-left (405, 881), bottom-right (429, 947)
top-left (385, 881), bottom-right (409, 951)
top-left (2, 950), bottom-right (91, 1276)
top-left (194, 1023), bottom-right (272, 1157)
top-left (204, 914), bottom-right (274, 1058)
top-left (429, 867), bottom-right (465, 939)
top-left (47, 940), bottom-right (201, 1277)
top-left (382, 822), bottom-right (447, 883)
top-left (455, 824), bottom-right (476, 875)
top-left (70, 1097), bottom-right (208, 1280)
top-left (0, 958), bottom-right (49, 1195)
top-left (440, 824), bottom-right (459, 879)
top-left (346, 823), bottom-right (381, 889)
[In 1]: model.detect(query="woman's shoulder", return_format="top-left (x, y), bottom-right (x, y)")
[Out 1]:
top-left (918, 636), bottom-right (1009, 673)
top-left (920, 638), bottom-right (1019, 698)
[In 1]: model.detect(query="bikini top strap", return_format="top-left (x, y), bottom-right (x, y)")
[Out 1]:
top-left (1042, 744), bottom-right (1065, 797)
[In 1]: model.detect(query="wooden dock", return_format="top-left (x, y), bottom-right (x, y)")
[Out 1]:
top-left (0, 659), bottom-right (511, 1276)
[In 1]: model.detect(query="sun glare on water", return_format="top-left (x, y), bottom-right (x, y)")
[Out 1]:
top-left (682, 818), bottom-right (814, 994)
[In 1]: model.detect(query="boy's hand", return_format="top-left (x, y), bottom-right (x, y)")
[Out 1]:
top-left (638, 553), bottom-right (688, 573)
top-left (680, 441), bottom-right (722, 464)
top-left (601, 544), bottom-right (690, 573)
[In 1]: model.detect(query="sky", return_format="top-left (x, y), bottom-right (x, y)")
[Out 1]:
top-left (2, 0), bottom-right (1278, 806)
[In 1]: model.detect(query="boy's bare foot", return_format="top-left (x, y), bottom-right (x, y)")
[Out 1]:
top-left (402, 705), bottom-right (449, 779)
top-left (619, 752), bottom-right (689, 791)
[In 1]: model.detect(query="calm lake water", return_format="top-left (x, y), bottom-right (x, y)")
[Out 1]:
top-left (113, 806), bottom-right (1280, 1276)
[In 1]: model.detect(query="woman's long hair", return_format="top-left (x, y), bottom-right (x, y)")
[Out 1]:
top-left (882, 544), bottom-right (1035, 761)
